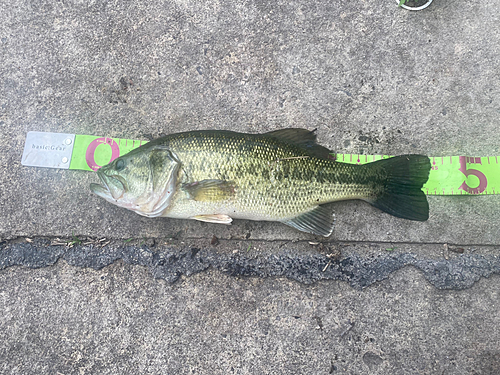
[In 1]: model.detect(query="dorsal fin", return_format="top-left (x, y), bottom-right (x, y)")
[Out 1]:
top-left (265, 128), bottom-right (317, 145)
top-left (264, 128), bottom-right (334, 160)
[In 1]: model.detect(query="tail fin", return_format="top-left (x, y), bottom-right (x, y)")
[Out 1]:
top-left (368, 155), bottom-right (431, 221)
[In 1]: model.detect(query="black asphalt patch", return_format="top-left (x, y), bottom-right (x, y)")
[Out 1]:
top-left (1, 239), bottom-right (498, 290)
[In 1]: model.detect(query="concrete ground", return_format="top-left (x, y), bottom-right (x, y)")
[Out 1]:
top-left (1, 0), bottom-right (500, 374)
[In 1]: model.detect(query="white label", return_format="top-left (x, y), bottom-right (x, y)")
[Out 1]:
top-left (21, 132), bottom-right (76, 169)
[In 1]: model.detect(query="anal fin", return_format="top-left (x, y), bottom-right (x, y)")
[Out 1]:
top-left (282, 205), bottom-right (336, 237)
top-left (192, 214), bottom-right (233, 224)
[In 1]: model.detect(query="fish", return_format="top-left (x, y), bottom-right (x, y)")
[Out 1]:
top-left (90, 129), bottom-right (431, 236)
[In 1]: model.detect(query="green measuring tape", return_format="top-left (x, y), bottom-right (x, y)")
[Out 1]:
top-left (21, 132), bottom-right (500, 196)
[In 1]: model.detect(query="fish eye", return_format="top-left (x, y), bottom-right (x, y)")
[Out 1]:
top-left (115, 159), bottom-right (125, 171)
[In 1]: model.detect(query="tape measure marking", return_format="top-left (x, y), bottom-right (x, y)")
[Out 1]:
top-left (68, 135), bottom-right (149, 171)
top-left (21, 132), bottom-right (500, 196)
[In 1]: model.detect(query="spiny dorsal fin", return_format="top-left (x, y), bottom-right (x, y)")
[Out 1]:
top-left (281, 204), bottom-right (336, 237)
top-left (265, 128), bottom-right (317, 144)
top-left (182, 179), bottom-right (235, 202)
top-left (264, 128), bottom-right (334, 160)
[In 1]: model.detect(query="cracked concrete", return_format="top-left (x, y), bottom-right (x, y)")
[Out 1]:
top-left (1, 0), bottom-right (500, 373)
top-left (1, 238), bottom-right (500, 289)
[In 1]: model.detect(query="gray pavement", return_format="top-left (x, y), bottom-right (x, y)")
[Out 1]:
top-left (1, 0), bottom-right (500, 374)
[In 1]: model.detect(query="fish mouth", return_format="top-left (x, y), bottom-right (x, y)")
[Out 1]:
top-left (90, 170), bottom-right (126, 201)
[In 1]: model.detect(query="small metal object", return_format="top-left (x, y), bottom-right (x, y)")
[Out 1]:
top-left (62, 157), bottom-right (68, 164)
top-left (65, 138), bottom-right (72, 145)
top-left (396, 0), bottom-right (433, 11)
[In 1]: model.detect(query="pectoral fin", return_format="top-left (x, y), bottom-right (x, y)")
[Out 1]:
top-left (192, 214), bottom-right (233, 224)
top-left (182, 179), bottom-right (235, 202)
top-left (281, 205), bottom-right (336, 237)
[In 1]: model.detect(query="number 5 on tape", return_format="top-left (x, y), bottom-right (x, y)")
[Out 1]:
top-left (419, 156), bottom-right (497, 195)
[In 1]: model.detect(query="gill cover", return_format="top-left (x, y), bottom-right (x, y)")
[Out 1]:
top-left (142, 145), bottom-right (181, 217)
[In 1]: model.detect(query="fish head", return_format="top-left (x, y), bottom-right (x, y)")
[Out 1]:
top-left (90, 145), bottom-right (180, 217)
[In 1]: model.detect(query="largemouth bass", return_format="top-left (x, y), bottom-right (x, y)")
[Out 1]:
top-left (90, 129), bottom-right (431, 236)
